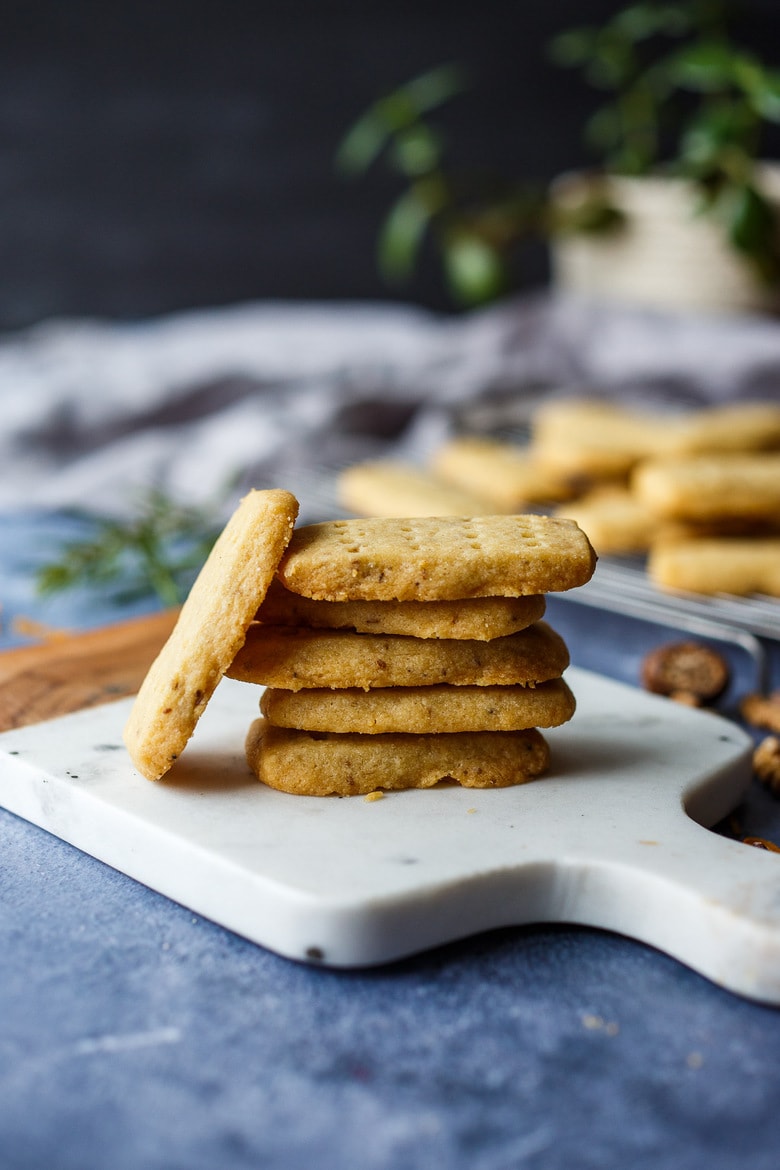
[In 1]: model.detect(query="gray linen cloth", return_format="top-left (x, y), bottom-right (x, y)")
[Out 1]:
top-left (1, 292), bottom-right (779, 523)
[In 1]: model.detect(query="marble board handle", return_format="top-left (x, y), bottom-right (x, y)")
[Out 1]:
top-left (532, 814), bottom-right (780, 1004)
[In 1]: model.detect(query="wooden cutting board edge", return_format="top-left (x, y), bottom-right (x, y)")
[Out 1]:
top-left (0, 608), bottom-right (179, 731)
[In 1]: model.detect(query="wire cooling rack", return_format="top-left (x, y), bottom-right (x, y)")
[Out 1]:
top-left (562, 557), bottom-right (779, 691)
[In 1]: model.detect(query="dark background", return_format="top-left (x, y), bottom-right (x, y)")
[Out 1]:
top-left (1, 0), bottom-right (779, 330)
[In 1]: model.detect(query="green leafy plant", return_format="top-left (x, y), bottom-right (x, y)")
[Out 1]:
top-left (550, 0), bottom-right (780, 280)
top-left (337, 63), bottom-right (558, 305)
top-left (36, 488), bottom-right (222, 607)
top-left (340, 2), bottom-right (780, 301)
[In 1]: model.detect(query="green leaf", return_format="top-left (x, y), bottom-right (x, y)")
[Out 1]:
top-left (548, 28), bottom-right (599, 67)
top-left (611, 140), bottom-right (655, 176)
top-left (744, 68), bottom-right (780, 123)
top-left (585, 104), bottom-right (624, 152)
top-left (584, 37), bottom-right (636, 89)
top-left (402, 63), bottom-right (469, 115)
top-left (610, 3), bottom-right (690, 42)
top-left (732, 53), bottom-right (768, 96)
top-left (377, 188), bottom-right (437, 283)
top-left (678, 102), bottom-right (755, 171)
top-left (335, 110), bottom-right (392, 176)
top-left (640, 58), bottom-right (675, 101)
top-left (669, 41), bottom-right (738, 91)
top-left (374, 64), bottom-right (468, 134)
top-left (715, 181), bottom-right (778, 274)
top-left (335, 63), bottom-right (467, 176)
top-left (374, 91), bottom-right (420, 134)
top-left (442, 234), bottom-right (506, 305)
top-left (389, 124), bottom-right (443, 177)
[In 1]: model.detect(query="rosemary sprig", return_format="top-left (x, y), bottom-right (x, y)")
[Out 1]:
top-left (36, 489), bottom-right (223, 607)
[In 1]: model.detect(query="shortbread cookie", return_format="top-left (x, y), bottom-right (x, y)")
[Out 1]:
top-left (431, 437), bottom-right (578, 509)
top-left (260, 677), bottom-right (575, 733)
top-left (277, 515), bottom-right (596, 601)
top-left (123, 488), bottom-right (299, 780)
top-left (556, 486), bottom-right (657, 555)
top-left (634, 454), bottom-right (780, 522)
top-left (245, 718), bottom-right (550, 795)
top-left (338, 461), bottom-right (493, 517)
top-left (532, 399), bottom-right (780, 478)
top-left (648, 537), bottom-right (780, 597)
top-left (228, 621), bottom-right (569, 690)
top-left (256, 579), bottom-right (547, 640)
top-left (531, 399), bottom-right (669, 477)
top-left (672, 402), bottom-right (780, 454)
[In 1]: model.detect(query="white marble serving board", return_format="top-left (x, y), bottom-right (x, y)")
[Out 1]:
top-left (2, 668), bottom-right (779, 1002)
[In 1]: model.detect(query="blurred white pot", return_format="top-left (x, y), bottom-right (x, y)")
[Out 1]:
top-left (550, 165), bottom-right (780, 315)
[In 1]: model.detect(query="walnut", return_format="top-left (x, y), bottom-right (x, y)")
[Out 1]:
top-left (669, 690), bottom-right (703, 708)
top-left (743, 836), bottom-right (780, 852)
top-left (753, 736), bottom-right (780, 795)
top-left (740, 692), bottom-right (780, 734)
top-left (641, 641), bottom-right (729, 704)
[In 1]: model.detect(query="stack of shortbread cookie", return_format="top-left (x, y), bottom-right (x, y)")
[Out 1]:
top-left (123, 493), bottom-right (596, 796)
top-left (231, 514), bottom-right (594, 796)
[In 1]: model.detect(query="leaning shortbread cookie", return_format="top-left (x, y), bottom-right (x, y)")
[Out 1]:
top-left (257, 579), bottom-right (547, 639)
top-left (648, 537), bottom-right (780, 597)
top-left (246, 719), bottom-right (551, 796)
top-left (277, 515), bottom-right (596, 601)
top-left (338, 461), bottom-right (493, 518)
top-left (123, 488), bottom-right (299, 780)
top-left (260, 678), bottom-right (575, 734)
top-left (633, 453), bottom-right (780, 522)
top-left (227, 621), bottom-right (569, 690)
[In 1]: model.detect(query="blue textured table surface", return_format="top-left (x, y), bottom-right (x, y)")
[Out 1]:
top-left (2, 514), bottom-right (780, 1170)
